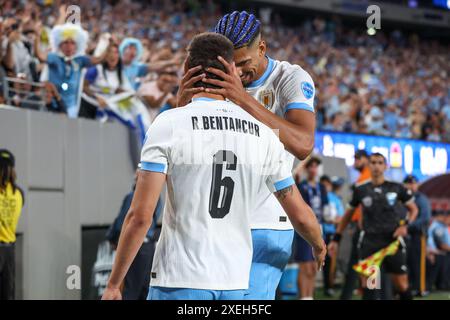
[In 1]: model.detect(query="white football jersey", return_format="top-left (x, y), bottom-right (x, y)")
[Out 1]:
top-left (140, 97), bottom-right (295, 290)
top-left (245, 57), bottom-right (315, 230)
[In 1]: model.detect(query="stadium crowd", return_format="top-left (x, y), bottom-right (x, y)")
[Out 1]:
top-left (0, 0), bottom-right (449, 141)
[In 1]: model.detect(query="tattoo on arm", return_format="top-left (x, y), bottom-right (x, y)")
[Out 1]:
top-left (274, 185), bottom-right (293, 200)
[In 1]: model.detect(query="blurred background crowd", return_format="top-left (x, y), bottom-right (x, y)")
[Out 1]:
top-left (0, 0), bottom-right (449, 141)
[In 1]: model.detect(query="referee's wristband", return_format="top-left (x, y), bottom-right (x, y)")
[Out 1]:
top-left (332, 233), bottom-right (342, 243)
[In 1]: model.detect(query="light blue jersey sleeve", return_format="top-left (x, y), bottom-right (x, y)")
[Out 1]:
top-left (264, 130), bottom-right (295, 192)
top-left (140, 113), bottom-right (172, 174)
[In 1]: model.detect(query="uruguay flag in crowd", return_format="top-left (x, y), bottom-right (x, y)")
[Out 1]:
top-left (101, 91), bottom-right (151, 144)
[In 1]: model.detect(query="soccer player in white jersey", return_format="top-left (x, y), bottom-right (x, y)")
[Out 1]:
top-left (177, 12), bottom-right (317, 300)
top-left (102, 33), bottom-right (325, 300)
top-left (203, 11), bottom-right (317, 300)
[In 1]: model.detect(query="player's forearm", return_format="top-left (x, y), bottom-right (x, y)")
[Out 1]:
top-left (335, 208), bottom-right (355, 235)
top-left (292, 208), bottom-right (324, 252)
top-left (275, 186), bottom-right (323, 251)
top-left (107, 210), bottom-right (152, 289)
top-left (238, 96), bottom-right (313, 159)
top-left (409, 202), bottom-right (430, 230)
top-left (406, 203), bottom-right (418, 223)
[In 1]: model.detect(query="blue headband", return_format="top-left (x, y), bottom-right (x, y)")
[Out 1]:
top-left (215, 11), bottom-right (261, 48)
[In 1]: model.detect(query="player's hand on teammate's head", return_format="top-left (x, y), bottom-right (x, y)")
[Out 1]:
top-left (176, 65), bottom-right (205, 107)
top-left (101, 287), bottom-right (122, 300)
top-left (203, 56), bottom-right (248, 106)
top-left (313, 239), bottom-right (327, 271)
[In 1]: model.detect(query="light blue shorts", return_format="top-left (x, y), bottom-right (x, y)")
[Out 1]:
top-left (244, 229), bottom-right (294, 300)
top-left (148, 286), bottom-right (246, 300)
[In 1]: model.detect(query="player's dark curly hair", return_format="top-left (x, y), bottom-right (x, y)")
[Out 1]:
top-left (186, 32), bottom-right (234, 89)
top-left (214, 11), bottom-right (261, 49)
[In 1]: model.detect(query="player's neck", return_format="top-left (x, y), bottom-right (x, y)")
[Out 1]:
top-left (372, 176), bottom-right (385, 186)
top-left (192, 92), bottom-right (225, 101)
top-left (255, 56), bottom-right (269, 82)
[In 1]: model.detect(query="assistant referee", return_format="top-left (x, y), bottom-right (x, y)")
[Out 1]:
top-left (0, 149), bottom-right (24, 300)
top-left (329, 153), bottom-right (418, 300)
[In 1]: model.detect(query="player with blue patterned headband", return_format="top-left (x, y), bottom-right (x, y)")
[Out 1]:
top-left (177, 11), bottom-right (318, 300)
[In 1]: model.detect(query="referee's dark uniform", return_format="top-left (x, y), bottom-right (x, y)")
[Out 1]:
top-left (349, 180), bottom-right (414, 299)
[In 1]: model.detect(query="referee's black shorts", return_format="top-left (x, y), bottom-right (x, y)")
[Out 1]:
top-left (358, 232), bottom-right (408, 275)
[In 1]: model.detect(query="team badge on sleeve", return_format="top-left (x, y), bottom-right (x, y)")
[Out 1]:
top-left (301, 82), bottom-right (314, 100)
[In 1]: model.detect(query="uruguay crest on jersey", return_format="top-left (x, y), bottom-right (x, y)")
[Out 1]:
top-left (258, 89), bottom-right (275, 110)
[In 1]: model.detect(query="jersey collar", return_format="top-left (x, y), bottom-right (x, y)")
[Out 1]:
top-left (246, 56), bottom-right (275, 89)
top-left (191, 97), bottom-right (221, 102)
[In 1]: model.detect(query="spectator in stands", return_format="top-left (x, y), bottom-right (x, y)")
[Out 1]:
top-left (119, 38), bottom-right (148, 90)
top-left (1, 15), bottom-right (40, 82)
top-left (138, 69), bottom-right (178, 120)
top-left (34, 23), bottom-right (110, 118)
top-left (119, 38), bottom-right (178, 90)
top-left (81, 42), bottom-right (133, 119)
top-left (322, 111), bottom-right (344, 132)
top-left (10, 72), bottom-right (42, 110)
top-left (43, 81), bottom-right (67, 114)
top-left (0, 149), bottom-right (25, 300)
top-left (384, 103), bottom-right (399, 136)
top-left (1, 17), bottom-right (20, 75)
top-left (294, 156), bottom-right (328, 300)
top-left (320, 175), bottom-right (345, 297)
top-left (366, 106), bottom-right (388, 136)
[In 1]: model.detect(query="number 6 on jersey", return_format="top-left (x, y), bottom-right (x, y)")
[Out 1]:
top-left (209, 150), bottom-right (237, 219)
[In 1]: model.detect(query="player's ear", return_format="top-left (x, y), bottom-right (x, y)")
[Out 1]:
top-left (258, 40), bottom-right (266, 58)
